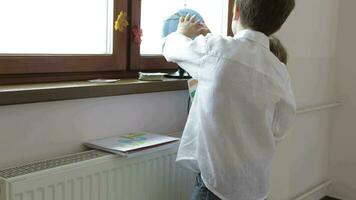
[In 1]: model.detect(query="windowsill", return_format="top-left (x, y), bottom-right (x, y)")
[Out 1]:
top-left (0, 79), bottom-right (188, 106)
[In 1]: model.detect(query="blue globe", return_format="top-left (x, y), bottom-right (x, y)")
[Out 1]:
top-left (162, 8), bottom-right (205, 38)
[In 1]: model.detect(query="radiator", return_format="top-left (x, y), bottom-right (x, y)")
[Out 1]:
top-left (0, 148), bottom-right (196, 200)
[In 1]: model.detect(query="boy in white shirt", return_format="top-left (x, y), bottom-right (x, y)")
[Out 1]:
top-left (163, 0), bottom-right (296, 199)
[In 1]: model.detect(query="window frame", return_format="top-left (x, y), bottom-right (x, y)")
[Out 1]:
top-left (129, 0), bottom-right (178, 71)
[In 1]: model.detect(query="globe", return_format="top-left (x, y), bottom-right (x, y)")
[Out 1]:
top-left (162, 8), bottom-right (205, 38)
top-left (162, 9), bottom-right (204, 79)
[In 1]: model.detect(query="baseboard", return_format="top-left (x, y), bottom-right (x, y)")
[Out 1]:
top-left (321, 196), bottom-right (342, 200)
top-left (292, 181), bottom-right (332, 200)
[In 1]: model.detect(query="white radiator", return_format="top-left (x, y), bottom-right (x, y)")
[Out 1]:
top-left (0, 148), bottom-right (196, 200)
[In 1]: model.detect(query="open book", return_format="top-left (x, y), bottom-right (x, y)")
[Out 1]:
top-left (84, 133), bottom-right (180, 158)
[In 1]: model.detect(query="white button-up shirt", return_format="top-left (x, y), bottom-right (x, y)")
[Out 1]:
top-left (163, 30), bottom-right (296, 200)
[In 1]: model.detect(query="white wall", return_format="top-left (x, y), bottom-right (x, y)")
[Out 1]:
top-left (0, 0), bottom-right (343, 199)
top-left (276, 0), bottom-right (339, 198)
top-left (329, 0), bottom-right (356, 199)
top-left (0, 91), bottom-right (189, 168)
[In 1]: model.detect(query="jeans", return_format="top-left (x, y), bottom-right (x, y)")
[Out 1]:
top-left (191, 175), bottom-right (221, 200)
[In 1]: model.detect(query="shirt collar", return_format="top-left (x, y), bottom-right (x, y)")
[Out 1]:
top-left (233, 29), bottom-right (270, 49)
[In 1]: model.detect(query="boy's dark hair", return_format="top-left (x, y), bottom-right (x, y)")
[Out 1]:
top-left (269, 36), bottom-right (287, 65)
top-left (235, 0), bottom-right (295, 36)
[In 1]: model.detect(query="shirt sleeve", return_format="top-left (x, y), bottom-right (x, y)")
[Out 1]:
top-left (272, 78), bottom-right (297, 143)
top-left (162, 32), bottom-right (210, 79)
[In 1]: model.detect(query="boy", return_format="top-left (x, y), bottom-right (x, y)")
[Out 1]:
top-left (163, 0), bottom-right (296, 199)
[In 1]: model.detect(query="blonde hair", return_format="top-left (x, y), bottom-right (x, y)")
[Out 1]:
top-left (269, 36), bottom-right (288, 65)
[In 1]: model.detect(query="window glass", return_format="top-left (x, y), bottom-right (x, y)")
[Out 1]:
top-left (0, 0), bottom-right (114, 55)
top-left (140, 0), bottom-right (229, 55)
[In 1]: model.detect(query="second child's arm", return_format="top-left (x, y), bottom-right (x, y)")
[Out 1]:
top-left (163, 15), bottom-right (211, 79)
top-left (272, 78), bottom-right (297, 143)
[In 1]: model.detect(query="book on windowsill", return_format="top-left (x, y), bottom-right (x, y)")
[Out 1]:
top-left (84, 133), bottom-right (180, 158)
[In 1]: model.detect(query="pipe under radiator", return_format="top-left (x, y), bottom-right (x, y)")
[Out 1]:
top-left (0, 148), bottom-right (195, 200)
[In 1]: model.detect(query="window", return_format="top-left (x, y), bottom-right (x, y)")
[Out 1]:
top-left (0, 0), bottom-right (114, 55)
top-left (131, 0), bottom-right (233, 70)
top-left (0, 0), bottom-right (233, 84)
top-left (0, 0), bottom-right (128, 84)
top-left (140, 0), bottom-right (230, 55)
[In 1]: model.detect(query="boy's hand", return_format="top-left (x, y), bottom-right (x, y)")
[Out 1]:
top-left (199, 23), bottom-right (211, 36)
top-left (177, 14), bottom-right (211, 38)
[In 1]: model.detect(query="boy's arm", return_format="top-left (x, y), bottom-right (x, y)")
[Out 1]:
top-left (163, 15), bottom-right (210, 79)
top-left (163, 33), bottom-right (209, 78)
top-left (272, 78), bottom-right (297, 142)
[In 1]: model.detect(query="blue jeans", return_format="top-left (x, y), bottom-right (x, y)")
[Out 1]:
top-left (191, 175), bottom-right (221, 200)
